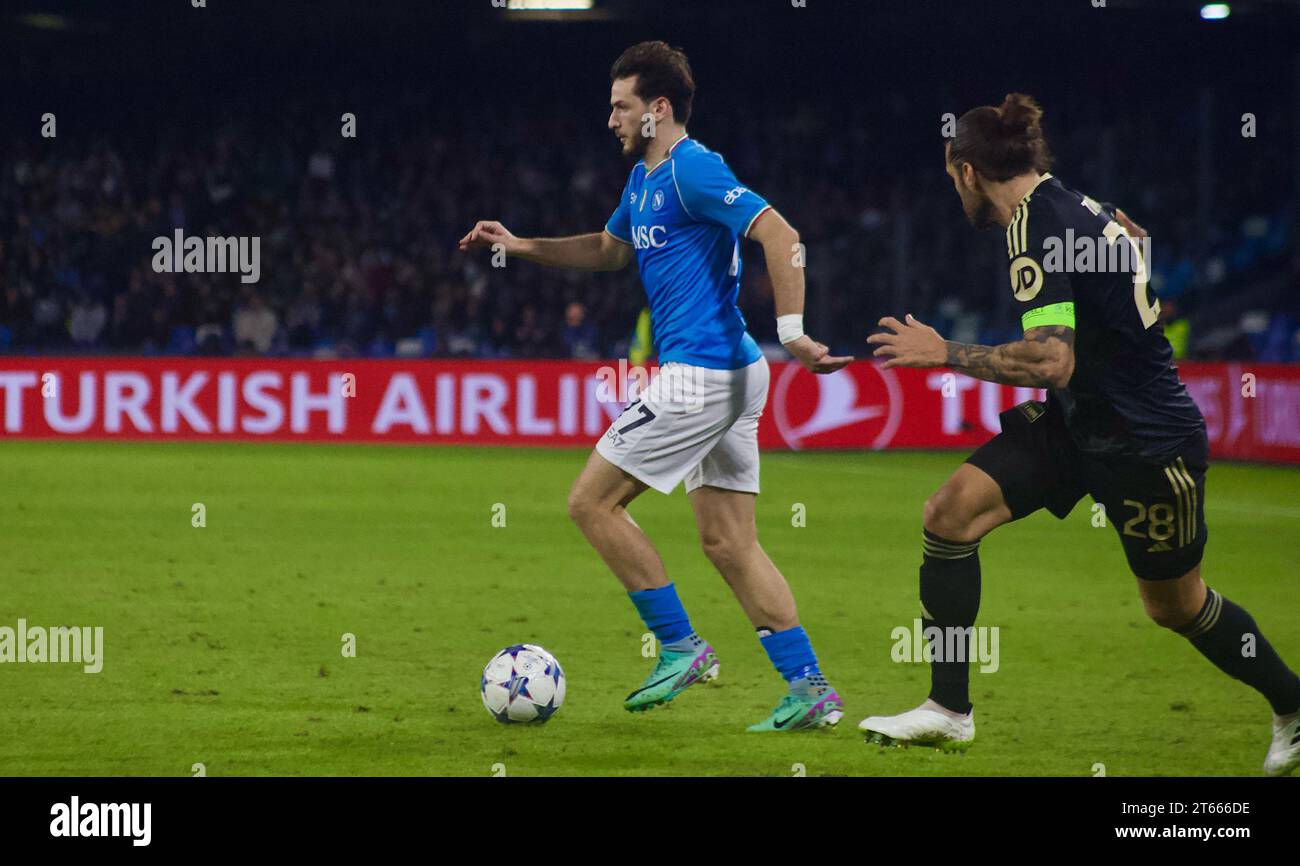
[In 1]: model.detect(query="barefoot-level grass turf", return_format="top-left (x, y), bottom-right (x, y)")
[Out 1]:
top-left (3, 440), bottom-right (1297, 776)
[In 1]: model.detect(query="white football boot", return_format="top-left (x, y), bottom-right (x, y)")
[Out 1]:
top-left (859, 700), bottom-right (975, 751)
top-left (1264, 711), bottom-right (1300, 777)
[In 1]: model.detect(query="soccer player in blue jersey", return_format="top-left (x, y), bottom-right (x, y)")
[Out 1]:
top-left (459, 41), bottom-right (851, 731)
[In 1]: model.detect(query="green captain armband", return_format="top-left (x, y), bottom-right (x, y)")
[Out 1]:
top-left (1021, 302), bottom-right (1075, 332)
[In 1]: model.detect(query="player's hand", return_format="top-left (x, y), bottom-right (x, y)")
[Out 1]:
top-left (458, 220), bottom-right (522, 254)
top-left (786, 335), bottom-right (854, 374)
top-left (1114, 208), bottom-right (1148, 239)
top-left (867, 314), bottom-right (947, 369)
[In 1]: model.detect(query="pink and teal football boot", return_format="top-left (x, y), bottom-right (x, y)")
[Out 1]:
top-left (623, 643), bottom-right (720, 712)
top-left (747, 689), bottom-right (844, 732)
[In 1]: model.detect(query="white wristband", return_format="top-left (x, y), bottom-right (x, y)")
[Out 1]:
top-left (776, 314), bottom-right (805, 345)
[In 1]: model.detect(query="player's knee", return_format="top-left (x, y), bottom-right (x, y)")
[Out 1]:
top-left (1143, 598), bottom-right (1194, 631)
top-left (566, 487), bottom-right (595, 529)
top-left (1141, 594), bottom-right (1200, 631)
top-left (923, 483), bottom-right (983, 543)
top-left (700, 532), bottom-right (746, 574)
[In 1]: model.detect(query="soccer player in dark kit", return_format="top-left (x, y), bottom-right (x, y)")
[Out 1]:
top-left (860, 93), bottom-right (1300, 775)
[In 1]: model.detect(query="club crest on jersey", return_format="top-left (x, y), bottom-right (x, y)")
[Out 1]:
top-left (1010, 254), bottom-right (1044, 302)
top-left (651, 189), bottom-right (666, 212)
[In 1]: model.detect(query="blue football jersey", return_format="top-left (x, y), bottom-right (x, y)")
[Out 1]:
top-left (605, 136), bottom-right (770, 370)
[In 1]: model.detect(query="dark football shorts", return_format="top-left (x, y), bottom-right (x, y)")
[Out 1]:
top-left (965, 400), bottom-right (1208, 581)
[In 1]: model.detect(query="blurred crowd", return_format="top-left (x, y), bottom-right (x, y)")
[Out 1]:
top-left (1, 92), bottom-right (1295, 361)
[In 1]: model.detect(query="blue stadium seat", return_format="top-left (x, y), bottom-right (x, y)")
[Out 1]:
top-left (418, 326), bottom-right (438, 355)
top-left (1260, 314), bottom-right (1296, 363)
top-left (168, 326), bottom-right (197, 354)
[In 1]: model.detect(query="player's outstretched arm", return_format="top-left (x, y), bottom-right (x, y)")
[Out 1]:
top-left (867, 314), bottom-right (1075, 389)
top-left (458, 221), bottom-right (631, 272)
top-left (748, 208), bottom-right (853, 375)
top-left (1113, 208), bottom-right (1148, 240)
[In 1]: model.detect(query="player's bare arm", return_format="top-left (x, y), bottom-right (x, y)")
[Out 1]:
top-left (867, 314), bottom-right (1075, 389)
top-left (458, 221), bottom-right (632, 272)
top-left (748, 208), bottom-right (853, 375)
top-left (1113, 207), bottom-right (1148, 240)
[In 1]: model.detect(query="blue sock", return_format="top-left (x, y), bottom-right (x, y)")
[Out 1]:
top-left (629, 584), bottom-right (694, 646)
top-left (758, 626), bottom-right (828, 695)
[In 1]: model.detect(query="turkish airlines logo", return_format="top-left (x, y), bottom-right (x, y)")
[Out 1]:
top-left (772, 362), bottom-right (903, 450)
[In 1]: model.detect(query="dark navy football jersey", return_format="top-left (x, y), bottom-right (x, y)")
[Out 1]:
top-left (1005, 174), bottom-right (1205, 462)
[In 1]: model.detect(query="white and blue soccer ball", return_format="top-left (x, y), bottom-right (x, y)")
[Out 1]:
top-left (481, 644), bottom-right (566, 724)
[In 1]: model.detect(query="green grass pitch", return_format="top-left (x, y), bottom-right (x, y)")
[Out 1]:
top-left (2, 440), bottom-right (1297, 776)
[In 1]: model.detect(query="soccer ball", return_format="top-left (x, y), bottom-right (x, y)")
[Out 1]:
top-left (480, 644), bottom-right (566, 724)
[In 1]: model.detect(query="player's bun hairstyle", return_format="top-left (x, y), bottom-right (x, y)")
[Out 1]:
top-left (610, 41), bottom-right (695, 126)
top-left (947, 93), bottom-right (1053, 182)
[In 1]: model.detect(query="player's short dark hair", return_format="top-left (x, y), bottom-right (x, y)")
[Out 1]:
top-left (947, 93), bottom-right (1053, 182)
top-left (610, 41), bottom-right (695, 126)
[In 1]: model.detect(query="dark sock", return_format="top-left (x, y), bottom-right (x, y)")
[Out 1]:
top-left (1178, 588), bottom-right (1300, 716)
top-left (920, 529), bottom-right (982, 715)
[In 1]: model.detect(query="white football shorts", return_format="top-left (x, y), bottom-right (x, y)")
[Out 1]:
top-left (595, 357), bottom-right (770, 495)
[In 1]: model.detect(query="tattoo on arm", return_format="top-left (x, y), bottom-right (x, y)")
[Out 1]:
top-left (943, 326), bottom-right (1075, 388)
top-left (1023, 326), bottom-right (1075, 347)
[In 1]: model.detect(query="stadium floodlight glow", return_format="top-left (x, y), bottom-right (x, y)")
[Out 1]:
top-left (506, 0), bottom-right (595, 9)
top-left (18, 14), bottom-right (72, 30)
top-left (1200, 3), bottom-right (1230, 20)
